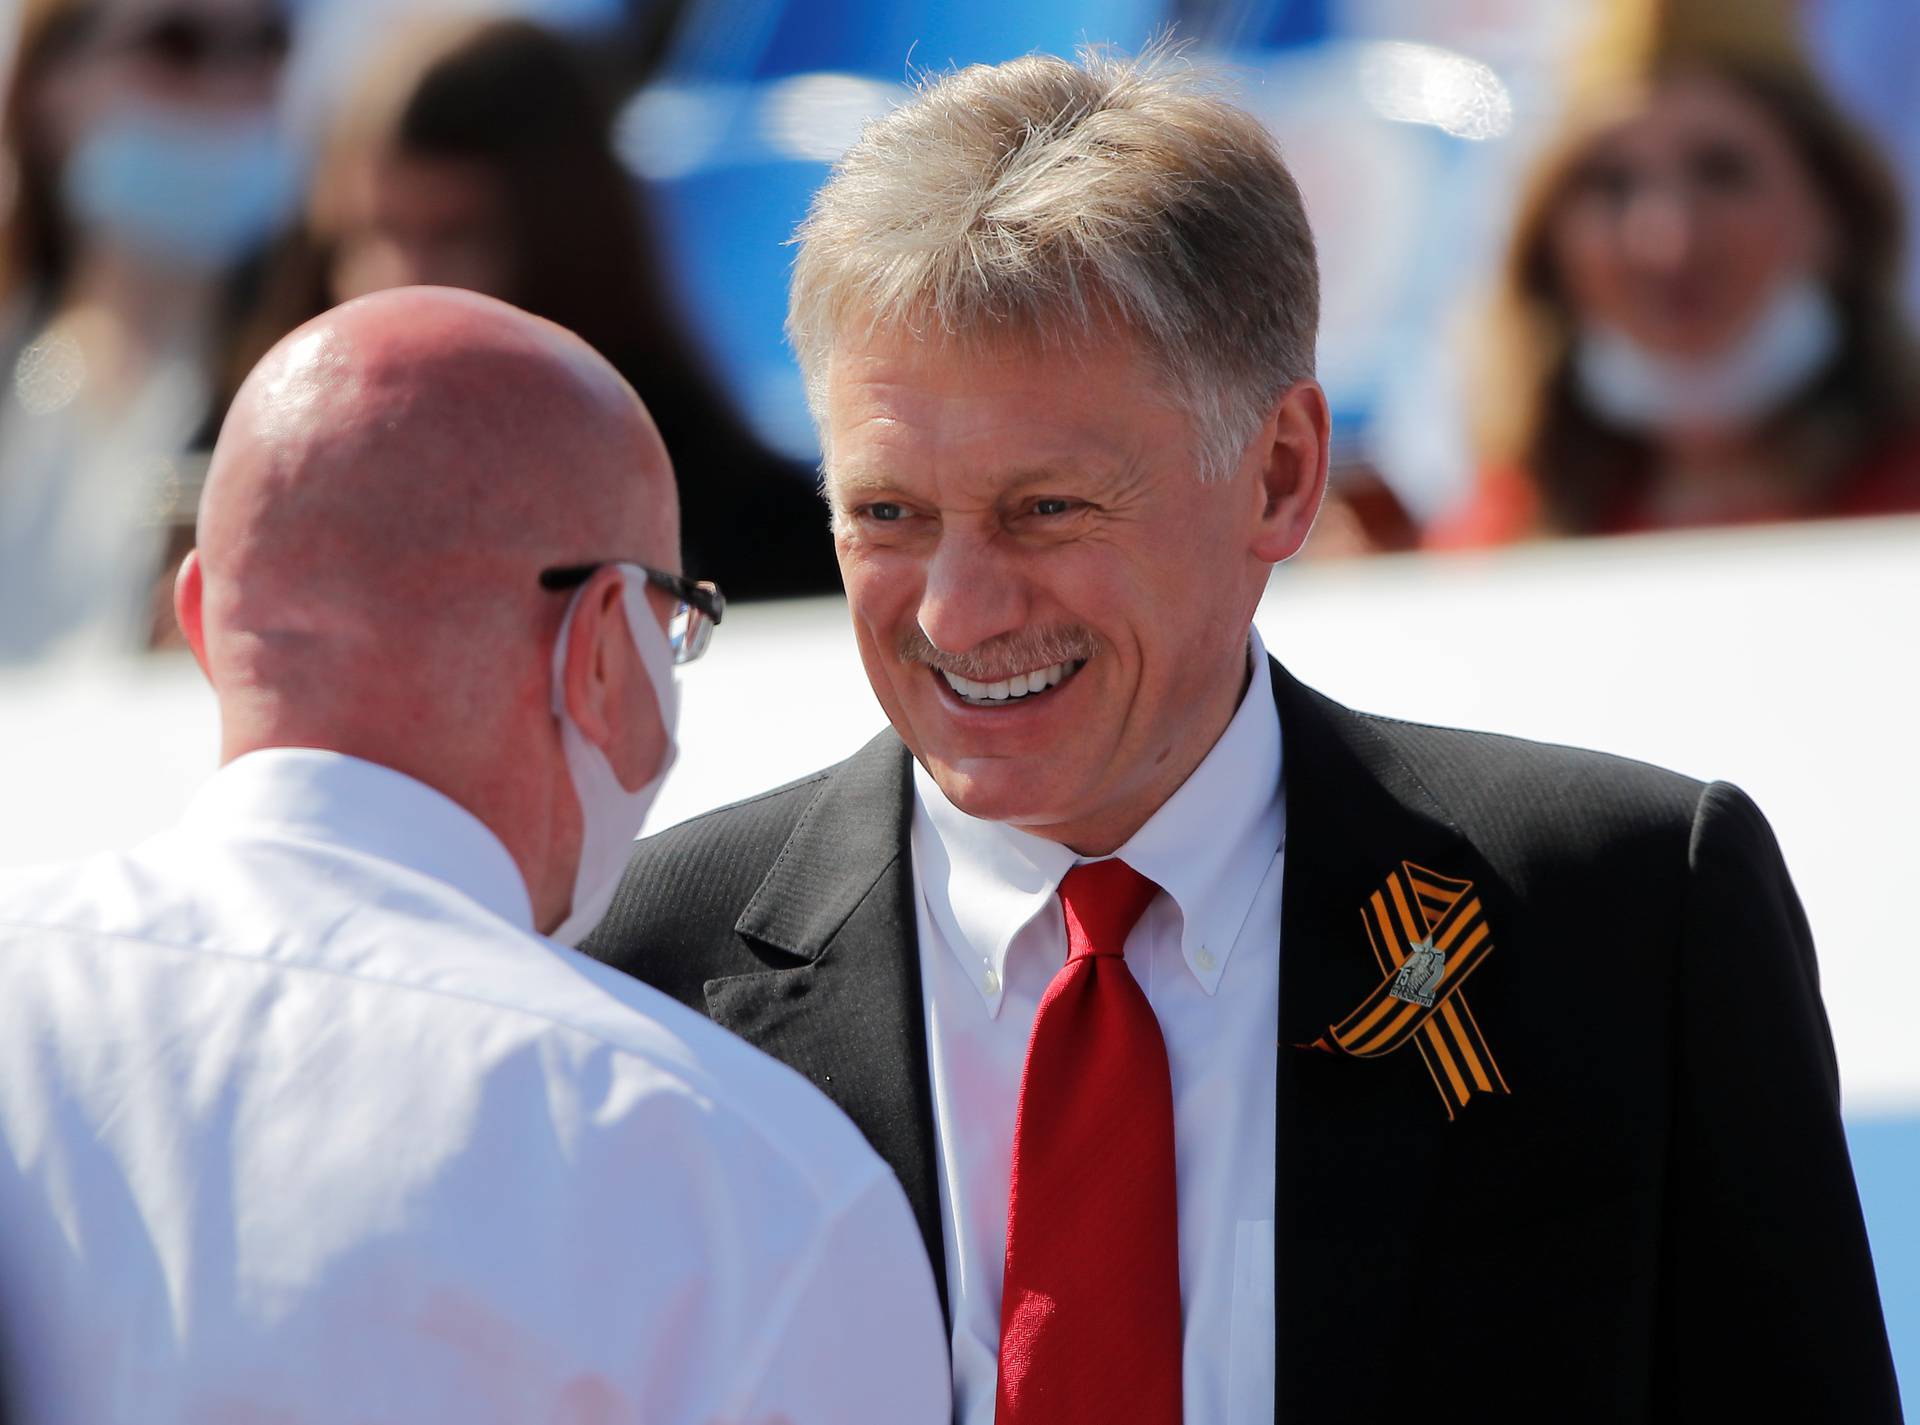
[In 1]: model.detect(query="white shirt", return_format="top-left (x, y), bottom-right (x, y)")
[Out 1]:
top-left (0, 749), bottom-right (949, 1425)
top-left (911, 632), bottom-right (1284, 1425)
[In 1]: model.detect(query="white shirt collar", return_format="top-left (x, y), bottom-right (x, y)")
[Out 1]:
top-left (179, 748), bottom-right (536, 933)
top-left (913, 627), bottom-right (1284, 1013)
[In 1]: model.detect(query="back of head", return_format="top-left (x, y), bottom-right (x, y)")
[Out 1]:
top-left (788, 44), bottom-right (1320, 480)
top-left (190, 285), bottom-right (674, 779)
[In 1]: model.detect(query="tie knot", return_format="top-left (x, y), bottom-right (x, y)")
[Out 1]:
top-left (1058, 859), bottom-right (1160, 962)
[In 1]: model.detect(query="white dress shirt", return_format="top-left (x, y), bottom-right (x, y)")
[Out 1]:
top-left (912, 632), bottom-right (1284, 1424)
top-left (0, 749), bottom-right (949, 1425)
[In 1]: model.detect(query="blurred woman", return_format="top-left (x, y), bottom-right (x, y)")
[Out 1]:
top-left (1429, 0), bottom-right (1920, 546)
top-left (0, 0), bottom-right (295, 660)
top-left (242, 18), bottom-right (838, 601)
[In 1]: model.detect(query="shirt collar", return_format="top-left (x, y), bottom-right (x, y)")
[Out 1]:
top-left (180, 748), bottom-right (536, 933)
top-left (912, 628), bottom-right (1284, 1013)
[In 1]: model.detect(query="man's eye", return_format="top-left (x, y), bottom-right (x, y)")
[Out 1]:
top-left (1031, 498), bottom-right (1075, 517)
top-left (862, 502), bottom-right (905, 522)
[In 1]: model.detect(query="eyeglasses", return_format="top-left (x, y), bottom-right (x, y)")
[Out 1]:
top-left (539, 562), bottom-right (725, 665)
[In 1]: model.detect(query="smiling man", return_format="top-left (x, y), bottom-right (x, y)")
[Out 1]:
top-left (825, 327), bottom-right (1316, 850)
top-left (586, 47), bottom-right (1900, 1425)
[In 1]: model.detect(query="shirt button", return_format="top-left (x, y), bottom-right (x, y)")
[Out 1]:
top-left (1196, 947), bottom-right (1217, 974)
top-left (982, 968), bottom-right (1001, 997)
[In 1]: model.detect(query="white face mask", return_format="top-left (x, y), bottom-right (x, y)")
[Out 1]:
top-left (63, 104), bottom-right (300, 270)
top-left (1573, 277), bottom-right (1841, 437)
top-left (546, 565), bottom-right (680, 945)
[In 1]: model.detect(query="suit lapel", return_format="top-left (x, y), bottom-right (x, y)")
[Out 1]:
top-left (700, 730), bottom-right (950, 1317)
top-left (1270, 659), bottom-right (1505, 1416)
top-left (699, 664), bottom-right (1512, 1385)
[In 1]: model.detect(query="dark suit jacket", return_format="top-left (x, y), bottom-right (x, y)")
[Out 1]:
top-left (587, 661), bottom-right (1902, 1422)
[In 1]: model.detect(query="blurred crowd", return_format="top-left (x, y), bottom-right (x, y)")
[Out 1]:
top-left (0, 0), bottom-right (1916, 666)
top-left (0, 0), bottom-right (834, 666)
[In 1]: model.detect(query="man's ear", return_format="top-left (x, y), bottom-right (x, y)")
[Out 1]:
top-left (174, 550), bottom-right (209, 676)
top-left (1247, 379), bottom-right (1331, 564)
top-left (559, 568), bottom-right (629, 752)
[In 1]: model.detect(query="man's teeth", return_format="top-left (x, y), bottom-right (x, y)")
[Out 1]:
top-left (939, 660), bottom-right (1082, 704)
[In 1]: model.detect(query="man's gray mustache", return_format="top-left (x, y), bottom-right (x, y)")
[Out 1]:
top-left (897, 626), bottom-right (1099, 682)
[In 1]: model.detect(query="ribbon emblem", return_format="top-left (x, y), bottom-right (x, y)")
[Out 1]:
top-left (1308, 861), bottom-right (1510, 1120)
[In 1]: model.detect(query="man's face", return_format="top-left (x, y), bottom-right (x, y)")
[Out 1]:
top-left (823, 327), bottom-right (1296, 853)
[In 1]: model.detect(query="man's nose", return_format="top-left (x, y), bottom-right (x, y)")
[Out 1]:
top-left (915, 530), bottom-right (1029, 659)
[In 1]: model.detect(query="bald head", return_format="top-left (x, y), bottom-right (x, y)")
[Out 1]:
top-left (180, 287), bottom-right (683, 935)
top-left (199, 286), bottom-right (673, 652)
top-left (185, 286), bottom-right (676, 772)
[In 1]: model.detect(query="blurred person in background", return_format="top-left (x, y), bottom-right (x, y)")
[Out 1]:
top-left (0, 0), bottom-right (298, 661)
top-left (1428, 0), bottom-right (1920, 547)
top-left (238, 16), bottom-right (839, 601)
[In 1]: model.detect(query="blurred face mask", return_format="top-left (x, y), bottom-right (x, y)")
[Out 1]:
top-left (1573, 277), bottom-right (1840, 437)
top-left (62, 104), bottom-right (299, 270)
top-left (547, 566), bottom-right (680, 946)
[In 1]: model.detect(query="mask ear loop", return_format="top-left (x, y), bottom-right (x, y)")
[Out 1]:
top-left (619, 570), bottom-right (681, 759)
top-left (550, 567), bottom-right (681, 743)
top-left (543, 567), bottom-right (681, 946)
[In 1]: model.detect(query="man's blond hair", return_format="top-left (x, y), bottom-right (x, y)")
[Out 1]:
top-left (787, 44), bottom-right (1319, 480)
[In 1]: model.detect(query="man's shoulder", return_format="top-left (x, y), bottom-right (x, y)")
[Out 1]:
top-left (1284, 657), bottom-right (1709, 843)
top-left (1357, 708), bottom-right (1704, 812)
top-left (1364, 706), bottom-right (1715, 874)
top-left (0, 844), bottom-right (186, 942)
top-left (1269, 664), bottom-right (1735, 918)
top-left (0, 830), bottom-right (892, 1219)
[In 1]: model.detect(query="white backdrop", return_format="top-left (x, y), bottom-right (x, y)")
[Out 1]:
top-left (5, 514), bottom-right (1917, 1112)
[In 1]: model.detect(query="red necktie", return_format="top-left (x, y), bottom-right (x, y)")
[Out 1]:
top-left (995, 858), bottom-right (1182, 1424)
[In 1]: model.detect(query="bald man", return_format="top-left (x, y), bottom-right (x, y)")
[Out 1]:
top-left (0, 288), bottom-right (948, 1424)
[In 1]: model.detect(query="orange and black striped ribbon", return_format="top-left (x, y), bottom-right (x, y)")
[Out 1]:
top-left (1308, 862), bottom-right (1510, 1120)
